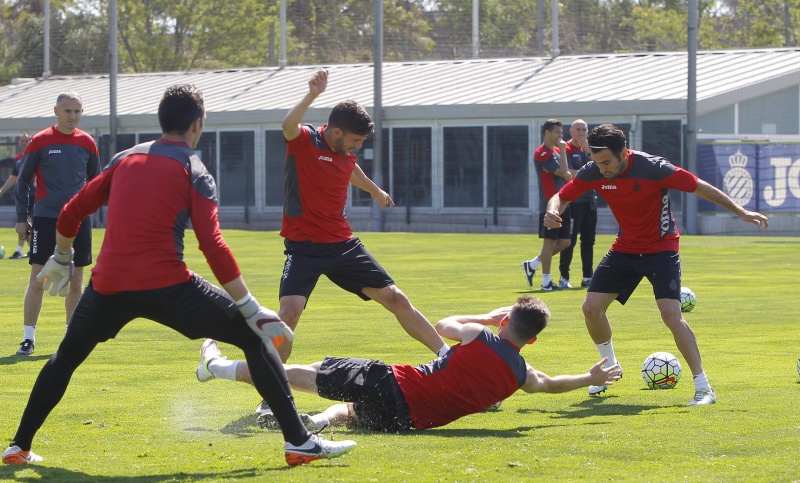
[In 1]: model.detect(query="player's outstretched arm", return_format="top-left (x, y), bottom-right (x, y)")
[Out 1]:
top-left (520, 358), bottom-right (622, 394)
top-left (694, 179), bottom-right (768, 229)
top-left (282, 68), bottom-right (328, 141)
top-left (350, 164), bottom-right (394, 209)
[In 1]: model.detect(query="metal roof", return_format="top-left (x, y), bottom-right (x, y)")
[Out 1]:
top-left (1, 47), bottom-right (799, 132)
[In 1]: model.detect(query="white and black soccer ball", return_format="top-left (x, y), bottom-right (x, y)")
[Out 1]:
top-left (641, 352), bottom-right (682, 390)
top-left (680, 287), bottom-right (696, 313)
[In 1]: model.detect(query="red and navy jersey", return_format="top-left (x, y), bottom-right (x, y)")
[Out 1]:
top-left (280, 125), bottom-right (355, 243)
top-left (16, 125), bottom-right (100, 222)
top-left (392, 327), bottom-right (528, 430)
top-left (559, 150), bottom-right (699, 254)
top-left (564, 142), bottom-right (596, 204)
top-left (57, 139), bottom-right (240, 294)
top-left (534, 144), bottom-right (564, 212)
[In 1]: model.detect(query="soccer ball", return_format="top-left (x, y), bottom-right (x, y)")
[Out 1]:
top-left (641, 352), bottom-right (682, 389)
top-left (680, 287), bottom-right (696, 313)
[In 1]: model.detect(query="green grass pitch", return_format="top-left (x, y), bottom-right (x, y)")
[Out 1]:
top-left (0, 229), bottom-right (797, 482)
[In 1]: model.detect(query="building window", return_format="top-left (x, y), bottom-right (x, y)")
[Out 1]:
top-left (393, 127), bottom-right (432, 207)
top-left (444, 126), bottom-right (483, 207)
top-left (265, 130), bottom-right (285, 207)
top-left (352, 128), bottom-right (389, 207)
top-left (219, 131), bottom-right (254, 207)
top-left (488, 126), bottom-right (528, 208)
top-left (99, 133), bottom-right (136, 165)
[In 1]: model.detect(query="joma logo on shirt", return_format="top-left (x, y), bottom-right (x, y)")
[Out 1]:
top-left (601, 184), bottom-right (617, 190)
top-left (319, 155), bottom-right (333, 162)
top-left (48, 149), bottom-right (62, 155)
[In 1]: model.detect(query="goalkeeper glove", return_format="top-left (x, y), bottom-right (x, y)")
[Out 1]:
top-left (236, 293), bottom-right (294, 356)
top-left (36, 248), bottom-right (75, 297)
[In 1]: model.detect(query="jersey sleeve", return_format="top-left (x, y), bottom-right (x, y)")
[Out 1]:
top-left (15, 142), bottom-right (41, 222)
top-left (559, 176), bottom-right (591, 202)
top-left (285, 124), bottom-right (311, 151)
top-left (190, 191), bottom-right (241, 286)
top-left (535, 148), bottom-right (560, 174)
top-left (57, 163), bottom-right (115, 238)
top-left (662, 166), bottom-right (699, 192)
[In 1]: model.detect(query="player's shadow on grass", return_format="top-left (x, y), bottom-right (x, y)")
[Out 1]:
top-left (184, 414), bottom-right (263, 438)
top-left (0, 465), bottom-right (303, 481)
top-left (0, 353), bottom-right (51, 365)
top-left (518, 397), bottom-right (662, 419)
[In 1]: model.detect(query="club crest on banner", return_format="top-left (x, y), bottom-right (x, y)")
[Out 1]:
top-left (722, 149), bottom-right (753, 206)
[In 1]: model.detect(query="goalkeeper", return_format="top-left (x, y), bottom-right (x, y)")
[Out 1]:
top-left (196, 295), bottom-right (621, 432)
top-left (3, 84), bottom-right (355, 467)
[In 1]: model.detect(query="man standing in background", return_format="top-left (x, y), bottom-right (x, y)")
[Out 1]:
top-left (14, 92), bottom-right (100, 355)
top-left (0, 133), bottom-right (34, 259)
top-left (522, 119), bottom-right (573, 291)
top-left (558, 120), bottom-right (597, 289)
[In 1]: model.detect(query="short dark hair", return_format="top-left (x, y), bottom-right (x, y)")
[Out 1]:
top-left (328, 100), bottom-right (374, 136)
top-left (542, 119), bottom-right (562, 137)
top-left (507, 295), bottom-right (549, 341)
top-left (588, 124), bottom-right (627, 158)
top-left (158, 84), bottom-right (205, 135)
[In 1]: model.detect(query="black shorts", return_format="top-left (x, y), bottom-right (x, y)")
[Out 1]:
top-left (280, 237), bottom-right (394, 301)
top-left (316, 356), bottom-right (413, 432)
top-left (538, 206), bottom-right (572, 240)
top-left (30, 216), bottom-right (93, 267)
top-left (64, 274), bottom-right (251, 346)
top-left (588, 250), bottom-right (682, 305)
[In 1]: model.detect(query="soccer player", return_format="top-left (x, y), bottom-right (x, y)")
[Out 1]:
top-left (557, 120), bottom-right (597, 289)
top-left (14, 93), bottom-right (101, 356)
top-left (0, 132), bottom-right (34, 259)
top-left (195, 295), bottom-right (622, 432)
top-left (522, 119), bottom-right (573, 291)
top-left (275, 69), bottom-right (448, 361)
top-left (543, 123), bottom-right (769, 406)
top-left (2, 84), bottom-right (355, 467)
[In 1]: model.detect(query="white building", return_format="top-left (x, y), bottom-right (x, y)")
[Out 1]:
top-left (1, 48), bottom-right (798, 234)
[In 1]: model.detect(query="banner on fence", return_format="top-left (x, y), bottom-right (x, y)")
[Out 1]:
top-left (697, 143), bottom-right (800, 213)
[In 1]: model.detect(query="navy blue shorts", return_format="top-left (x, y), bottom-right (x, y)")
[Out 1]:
top-left (538, 206), bottom-right (572, 240)
top-left (316, 356), bottom-right (413, 432)
top-left (30, 216), bottom-right (92, 267)
top-left (279, 237), bottom-right (394, 301)
top-left (588, 250), bottom-right (682, 305)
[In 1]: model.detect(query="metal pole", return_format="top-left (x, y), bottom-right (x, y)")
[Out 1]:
top-left (109, 0), bottom-right (118, 159)
top-left (371, 0), bottom-right (384, 232)
top-left (472, 0), bottom-right (479, 59)
top-left (537, 0), bottom-right (544, 55)
top-left (686, 0), bottom-right (698, 234)
top-left (551, 0), bottom-right (559, 57)
top-left (279, 0), bottom-right (287, 68)
top-left (43, 0), bottom-right (51, 78)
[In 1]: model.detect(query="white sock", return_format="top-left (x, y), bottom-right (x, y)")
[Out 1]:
top-left (15, 244), bottom-right (23, 253)
top-left (595, 339), bottom-right (617, 367)
top-left (208, 359), bottom-right (239, 381)
top-left (542, 274), bottom-right (552, 286)
top-left (528, 255), bottom-right (541, 269)
top-left (437, 344), bottom-right (450, 358)
top-left (692, 371), bottom-right (710, 391)
top-left (310, 414), bottom-right (330, 429)
top-left (23, 326), bottom-right (35, 341)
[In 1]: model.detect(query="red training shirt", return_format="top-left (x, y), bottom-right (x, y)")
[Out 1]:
top-left (280, 125), bottom-right (356, 243)
top-left (559, 150), bottom-right (699, 254)
top-left (57, 139), bottom-right (240, 294)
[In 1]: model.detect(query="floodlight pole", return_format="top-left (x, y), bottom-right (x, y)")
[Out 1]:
top-left (109, 0), bottom-right (118, 158)
top-left (43, 0), bottom-right (51, 78)
top-left (279, 0), bottom-right (287, 68)
top-left (370, 0), bottom-right (384, 232)
top-left (472, 0), bottom-right (479, 58)
top-left (686, 0), bottom-right (698, 234)
top-left (551, 0), bottom-right (559, 57)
